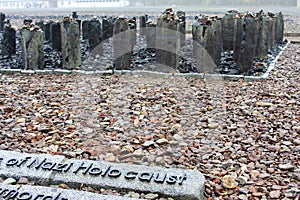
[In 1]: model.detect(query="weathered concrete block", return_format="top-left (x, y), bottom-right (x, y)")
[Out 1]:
top-left (222, 11), bottom-right (237, 51)
top-left (255, 15), bottom-right (269, 59)
top-left (145, 22), bottom-right (156, 51)
top-left (0, 12), bottom-right (5, 32)
top-left (0, 184), bottom-right (138, 200)
top-left (139, 15), bottom-right (148, 35)
top-left (267, 16), bottom-right (276, 50)
top-left (177, 11), bottom-right (186, 47)
top-left (193, 19), bottom-right (221, 73)
top-left (2, 24), bottom-right (16, 57)
top-left (102, 16), bottom-right (114, 41)
top-left (113, 17), bottom-right (131, 70)
top-left (88, 17), bottom-right (102, 52)
top-left (234, 16), bottom-right (259, 73)
top-left (61, 17), bottom-right (81, 70)
top-left (50, 22), bottom-right (61, 51)
top-left (20, 27), bottom-right (44, 70)
top-left (275, 12), bottom-right (284, 44)
top-left (156, 11), bottom-right (180, 70)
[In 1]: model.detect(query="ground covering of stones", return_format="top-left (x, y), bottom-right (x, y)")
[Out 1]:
top-left (0, 9), bottom-right (300, 200)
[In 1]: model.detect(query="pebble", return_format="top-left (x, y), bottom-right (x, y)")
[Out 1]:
top-left (3, 178), bottom-right (17, 185)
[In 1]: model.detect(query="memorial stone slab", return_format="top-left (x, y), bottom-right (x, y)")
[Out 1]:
top-left (145, 22), bottom-right (156, 51)
top-left (0, 150), bottom-right (65, 185)
top-left (82, 20), bottom-right (89, 40)
top-left (0, 150), bottom-right (205, 200)
top-left (102, 16), bottom-right (114, 41)
top-left (0, 183), bottom-right (138, 200)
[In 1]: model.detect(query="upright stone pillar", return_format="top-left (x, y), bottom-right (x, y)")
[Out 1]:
top-left (255, 14), bottom-right (269, 59)
top-left (20, 25), bottom-right (44, 70)
top-left (128, 17), bottom-right (137, 51)
top-left (82, 20), bottom-right (89, 40)
top-left (177, 11), bottom-right (186, 47)
top-left (233, 17), bottom-right (243, 62)
top-left (156, 8), bottom-right (180, 70)
top-left (51, 22), bottom-right (61, 51)
top-left (275, 12), bottom-right (284, 44)
top-left (2, 23), bottom-right (16, 57)
top-left (212, 17), bottom-right (222, 66)
top-left (0, 12), bottom-right (5, 32)
top-left (44, 20), bottom-right (53, 41)
top-left (102, 16), bottom-right (114, 41)
top-left (88, 17), bottom-right (102, 52)
top-left (145, 21), bottom-right (156, 51)
top-left (234, 16), bottom-right (259, 73)
top-left (222, 10), bottom-right (238, 51)
top-left (113, 17), bottom-right (131, 70)
top-left (139, 15), bottom-right (148, 36)
top-left (193, 18), bottom-right (219, 73)
top-left (267, 16), bottom-right (276, 50)
top-left (61, 16), bottom-right (81, 69)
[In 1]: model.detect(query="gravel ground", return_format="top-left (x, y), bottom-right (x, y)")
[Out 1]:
top-left (0, 6), bottom-right (300, 200)
top-left (0, 42), bottom-right (299, 199)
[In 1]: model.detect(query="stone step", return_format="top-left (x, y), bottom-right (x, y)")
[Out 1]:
top-left (0, 150), bottom-right (205, 200)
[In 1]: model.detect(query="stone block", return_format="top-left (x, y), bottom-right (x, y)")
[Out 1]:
top-left (0, 150), bottom-right (205, 200)
top-left (0, 150), bottom-right (65, 185)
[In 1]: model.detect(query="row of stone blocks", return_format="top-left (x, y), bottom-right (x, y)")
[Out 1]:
top-left (0, 9), bottom-right (283, 73)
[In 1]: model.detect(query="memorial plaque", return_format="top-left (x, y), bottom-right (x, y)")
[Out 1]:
top-left (88, 17), bottom-right (102, 51)
top-left (0, 150), bottom-right (205, 200)
top-left (0, 184), bottom-right (137, 200)
top-left (222, 11), bottom-right (238, 51)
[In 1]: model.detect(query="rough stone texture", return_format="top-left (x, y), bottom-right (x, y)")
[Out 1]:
top-left (275, 12), bottom-right (284, 44)
top-left (193, 23), bottom-right (219, 73)
top-left (222, 12), bottom-right (237, 51)
top-left (156, 11), bottom-right (180, 70)
top-left (177, 11), bottom-right (186, 47)
top-left (145, 22), bottom-right (156, 51)
top-left (255, 15), bottom-right (269, 59)
top-left (0, 150), bottom-right (65, 185)
top-left (50, 22), bottom-right (61, 50)
top-left (0, 183), bottom-right (138, 200)
top-left (233, 17), bottom-right (243, 62)
top-left (20, 28), bottom-right (44, 70)
top-left (139, 15), bottom-right (148, 36)
top-left (61, 19), bottom-right (81, 69)
top-left (88, 18), bottom-right (102, 52)
top-left (113, 17), bottom-right (131, 70)
top-left (82, 20), bottom-right (89, 40)
top-left (44, 21), bottom-right (53, 41)
top-left (102, 16), bottom-right (114, 41)
top-left (234, 16), bottom-right (259, 73)
top-left (267, 16), bottom-right (276, 50)
top-left (0, 150), bottom-right (205, 200)
top-left (0, 12), bottom-right (5, 32)
top-left (2, 24), bottom-right (16, 57)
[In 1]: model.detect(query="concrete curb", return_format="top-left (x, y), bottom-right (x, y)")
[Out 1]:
top-left (0, 42), bottom-right (289, 82)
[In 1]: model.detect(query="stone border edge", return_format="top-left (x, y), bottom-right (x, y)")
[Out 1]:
top-left (0, 42), bottom-right (289, 81)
